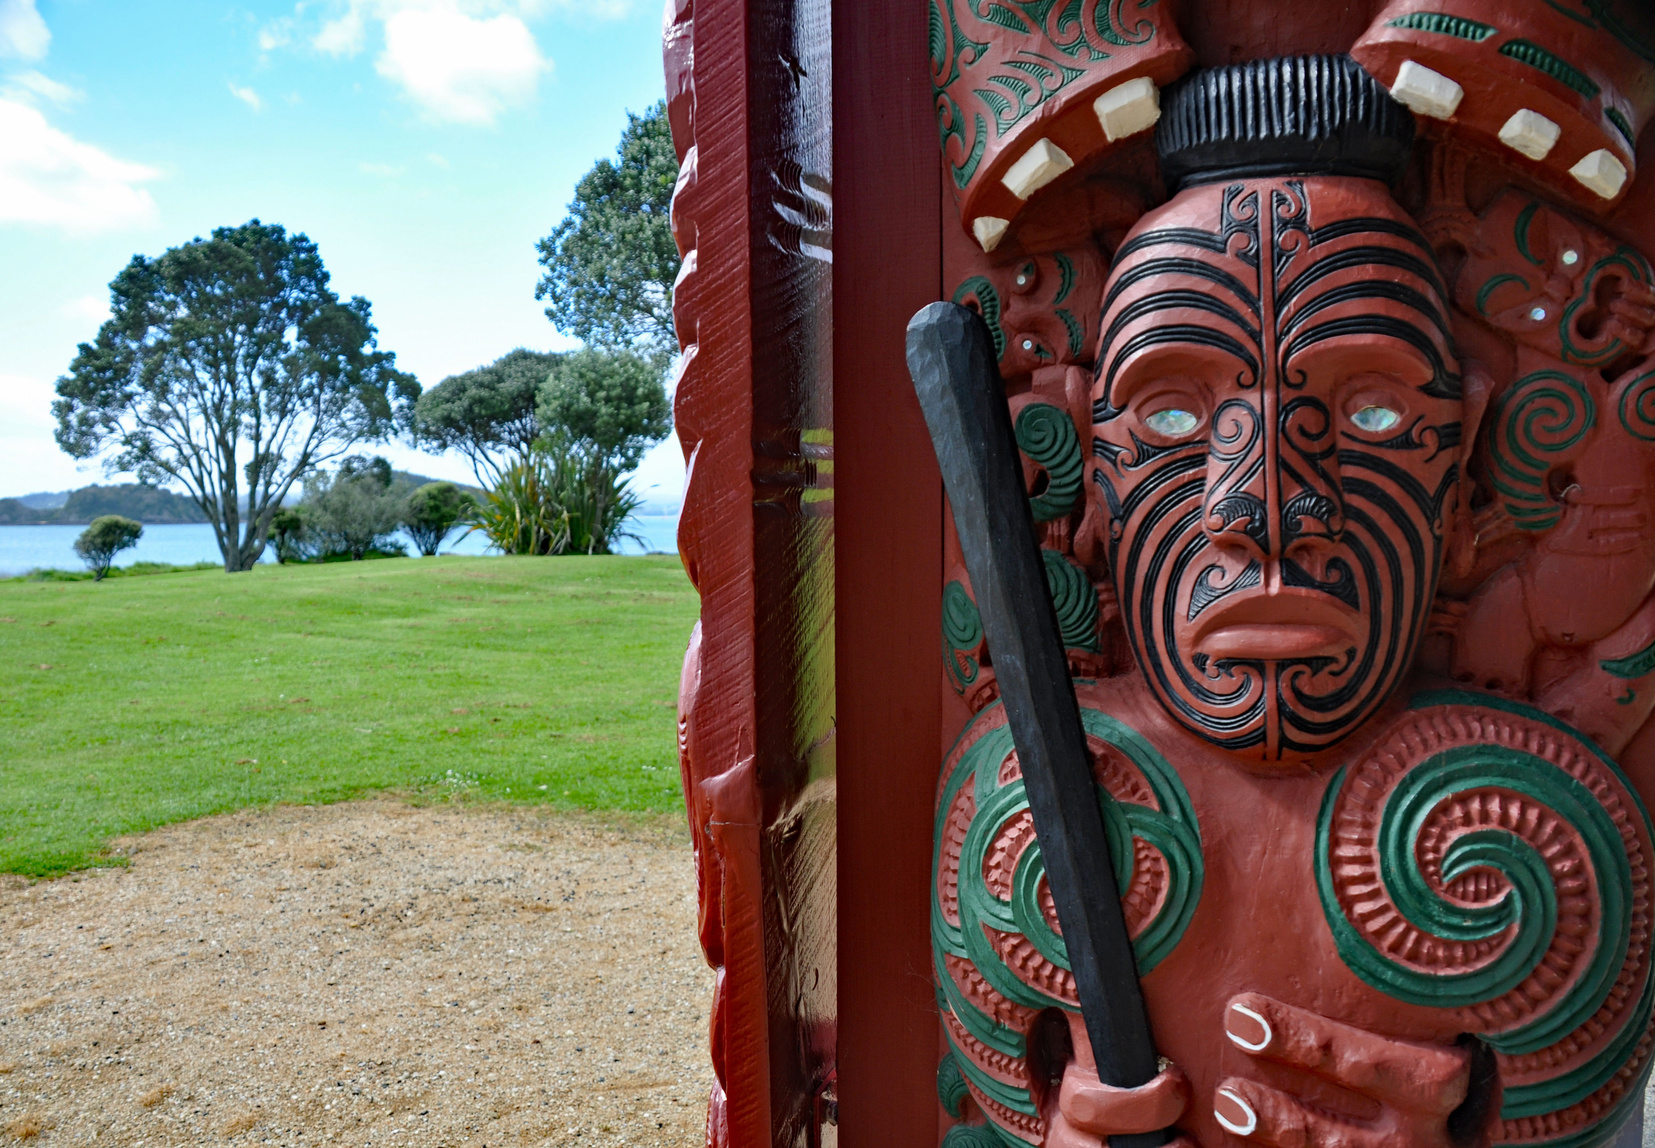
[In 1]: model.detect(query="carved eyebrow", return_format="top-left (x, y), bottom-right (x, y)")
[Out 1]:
top-left (1095, 325), bottom-right (1261, 420)
top-left (1281, 315), bottom-right (1461, 400)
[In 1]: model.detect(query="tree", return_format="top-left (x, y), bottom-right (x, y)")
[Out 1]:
top-left (302, 455), bottom-right (406, 561)
top-left (404, 482), bottom-right (474, 557)
top-left (413, 349), bottom-right (559, 486)
top-left (537, 348), bottom-right (670, 553)
top-left (73, 516), bottom-right (143, 581)
top-left (52, 220), bottom-right (419, 573)
top-left (534, 102), bottom-right (681, 352)
top-left (270, 508), bottom-right (306, 564)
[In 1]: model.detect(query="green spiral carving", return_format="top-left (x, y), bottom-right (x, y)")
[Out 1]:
top-left (934, 707), bottom-right (1203, 1055)
top-left (1316, 742), bottom-right (1632, 1048)
top-left (1315, 691), bottom-right (1655, 1140)
top-left (942, 580), bottom-right (985, 692)
top-left (954, 276), bottom-right (1005, 358)
top-left (1015, 403), bottom-right (1083, 521)
top-left (940, 1124), bottom-right (1011, 1148)
top-left (1618, 370), bottom-right (1655, 444)
top-left (1041, 549), bottom-right (1098, 651)
top-left (1488, 371), bottom-right (1595, 531)
top-left (937, 1051), bottom-right (971, 1118)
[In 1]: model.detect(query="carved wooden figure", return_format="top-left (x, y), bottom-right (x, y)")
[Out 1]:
top-left (926, 8), bottom-right (1655, 1148)
top-left (663, 0), bottom-right (1655, 1146)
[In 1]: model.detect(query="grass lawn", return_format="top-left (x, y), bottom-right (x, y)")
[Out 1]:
top-left (0, 555), bottom-right (698, 877)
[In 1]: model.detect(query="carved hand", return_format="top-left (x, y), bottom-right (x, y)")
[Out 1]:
top-left (1046, 1011), bottom-right (1197, 1148)
top-left (1211, 993), bottom-right (1477, 1148)
top-left (1046, 1060), bottom-right (1194, 1148)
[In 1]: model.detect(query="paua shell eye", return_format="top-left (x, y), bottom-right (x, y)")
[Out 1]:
top-left (1350, 405), bottom-right (1401, 433)
top-left (1145, 408), bottom-right (1199, 436)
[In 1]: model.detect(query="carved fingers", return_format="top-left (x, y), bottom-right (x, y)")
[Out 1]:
top-left (1048, 1060), bottom-right (1196, 1148)
top-left (1211, 993), bottom-right (1471, 1147)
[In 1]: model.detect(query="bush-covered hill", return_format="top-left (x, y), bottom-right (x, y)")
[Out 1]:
top-left (0, 484), bottom-right (210, 525)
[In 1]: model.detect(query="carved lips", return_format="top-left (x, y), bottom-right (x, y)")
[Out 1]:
top-left (1092, 177), bottom-right (1463, 762)
top-left (1191, 589), bottom-right (1361, 662)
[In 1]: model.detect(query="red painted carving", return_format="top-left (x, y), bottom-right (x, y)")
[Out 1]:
top-left (923, 4), bottom-right (1655, 1148)
top-left (667, 0), bottom-right (1655, 1144)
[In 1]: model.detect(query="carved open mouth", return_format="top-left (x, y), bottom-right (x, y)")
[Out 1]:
top-left (1190, 590), bottom-right (1361, 662)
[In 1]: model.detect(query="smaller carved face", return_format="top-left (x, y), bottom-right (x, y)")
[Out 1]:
top-left (1092, 178), bottom-right (1462, 762)
top-left (1457, 190), bottom-right (1655, 372)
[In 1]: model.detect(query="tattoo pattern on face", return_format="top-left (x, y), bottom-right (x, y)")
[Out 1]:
top-left (1092, 178), bottom-right (1463, 762)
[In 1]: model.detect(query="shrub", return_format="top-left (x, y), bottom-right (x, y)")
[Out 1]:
top-left (73, 515), bottom-right (143, 581)
top-left (301, 456), bottom-right (407, 560)
top-left (404, 482), bottom-right (475, 557)
top-left (464, 436), bottom-right (641, 556)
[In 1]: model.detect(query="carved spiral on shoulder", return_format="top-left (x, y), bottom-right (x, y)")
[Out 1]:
top-left (1316, 693), bottom-right (1655, 1146)
top-left (933, 702), bottom-right (1203, 1141)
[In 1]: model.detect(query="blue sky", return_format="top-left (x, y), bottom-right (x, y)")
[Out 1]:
top-left (0, 0), bottom-right (684, 507)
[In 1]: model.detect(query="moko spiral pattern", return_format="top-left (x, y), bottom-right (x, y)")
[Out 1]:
top-left (933, 702), bottom-right (1202, 1144)
top-left (1316, 694), bottom-right (1655, 1147)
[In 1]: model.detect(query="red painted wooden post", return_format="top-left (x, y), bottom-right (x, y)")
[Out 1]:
top-left (833, 1), bottom-right (947, 1145)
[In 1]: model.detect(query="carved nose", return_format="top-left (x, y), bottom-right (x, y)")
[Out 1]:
top-left (1205, 493), bottom-right (1272, 560)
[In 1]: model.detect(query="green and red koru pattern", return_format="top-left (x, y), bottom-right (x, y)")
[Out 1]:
top-left (932, 701), bottom-right (1202, 1146)
top-left (1317, 694), bottom-right (1655, 1148)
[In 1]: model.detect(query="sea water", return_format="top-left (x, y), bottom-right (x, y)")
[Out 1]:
top-left (0, 516), bottom-right (680, 578)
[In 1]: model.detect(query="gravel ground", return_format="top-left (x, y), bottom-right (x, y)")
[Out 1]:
top-left (0, 800), bottom-right (714, 1146)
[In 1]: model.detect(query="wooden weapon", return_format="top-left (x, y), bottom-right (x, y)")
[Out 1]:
top-left (907, 301), bottom-right (1169, 1148)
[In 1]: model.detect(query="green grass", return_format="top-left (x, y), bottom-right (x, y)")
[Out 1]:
top-left (0, 555), bottom-right (699, 877)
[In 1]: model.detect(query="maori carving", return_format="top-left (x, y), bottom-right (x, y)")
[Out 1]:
top-left (929, 0), bottom-right (1192, 250)
top-left (934, 702), bottom-right (1203, 1137)
top-left (926, 5), bottom-right (1655, 1145)
top-left (1092, 169), bottom-right (1461, 761)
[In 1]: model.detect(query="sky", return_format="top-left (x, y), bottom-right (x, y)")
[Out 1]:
top-left (0, 0), bottom-right (685, 508)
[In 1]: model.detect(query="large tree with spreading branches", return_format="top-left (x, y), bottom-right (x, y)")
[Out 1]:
top-left (534, 102), bottom-right (681, 352)
top-left (52, 220), bottom-right (418, 572)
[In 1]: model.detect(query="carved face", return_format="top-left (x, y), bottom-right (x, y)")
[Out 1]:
top-left (1091, 178), bottom-right (1462, 762)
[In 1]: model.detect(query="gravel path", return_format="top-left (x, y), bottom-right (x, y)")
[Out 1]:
top-left (0, 800), bottom-right (714, 1146)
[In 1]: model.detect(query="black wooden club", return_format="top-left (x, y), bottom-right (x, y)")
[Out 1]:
top-left (907, 301), bottom-right (1169, 1148)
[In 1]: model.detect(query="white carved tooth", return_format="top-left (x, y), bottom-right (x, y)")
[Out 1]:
top-left (1095, 76), bottom-right (1161, 142)
top-left (1389, 60), bottom-right (1464, 120)
top-left (1225, 1003), bottom-right (1273, 1052)
top-left (1001, 138), bottom-right (1074, 200)
top-left (972, 216), bottom-right (1010, 252)
top-left (1498, 109), bottom-right (1561, 160)
top-left (1215, 1088), bottom-right (1258, 1137)
top-left (1570, 148), bottom-right (1629, 199)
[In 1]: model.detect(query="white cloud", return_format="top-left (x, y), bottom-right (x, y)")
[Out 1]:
top-left (229, 83), bottom-right (263, 111)
top-left (2, 69), bottom-right (79, 106)
top-left (286, 2), bottom-right (555, 124)
top-left (258, 19), bottom-right (294, 52)
top-left (376, 5), bottom-right (547, 125)
top-left (359, 161), bottom-right (403, 176)
top-left (0, 0), bottom-right (48, 62)
top-left (0, 98), bottom-right (160, 234)
top-left (314, 8), bottom-right (366, 56)
top-left (59, 294), bottom-right (109, 325)
top-left (426, 152), bottom-right (449, 168)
